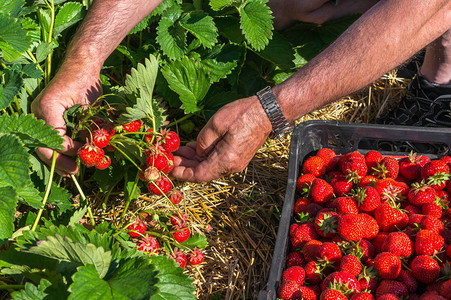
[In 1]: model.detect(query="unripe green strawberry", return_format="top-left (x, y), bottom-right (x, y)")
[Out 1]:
top-left (78, 143), bottom-right (105, 167)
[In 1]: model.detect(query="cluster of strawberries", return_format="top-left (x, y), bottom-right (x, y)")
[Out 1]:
top-left (77, 119), bottom-right (181, 196)
top-left (279, 148), bottom-right (451, 299)
top-left (126, 214), bottom-right (204, 268)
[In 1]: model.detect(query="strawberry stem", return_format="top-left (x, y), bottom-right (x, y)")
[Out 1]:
top-left (70, 174), bottom-right (95, 226)
top-left (120, 173), bottom-right (140, 224)
top-left (31, 150), bottom-right (57, 232)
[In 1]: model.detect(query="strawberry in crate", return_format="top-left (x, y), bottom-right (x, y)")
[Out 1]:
top-left (278, 148), bottom-right (451, 300)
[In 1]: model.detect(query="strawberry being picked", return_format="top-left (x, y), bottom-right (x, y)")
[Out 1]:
top-left (78, 142), bottom-right (105, 167)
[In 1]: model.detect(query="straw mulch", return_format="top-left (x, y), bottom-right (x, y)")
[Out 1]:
top-left (99, 70), bottom-right (409, 299)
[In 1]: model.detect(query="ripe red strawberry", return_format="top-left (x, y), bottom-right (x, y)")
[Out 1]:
top-left (330, 175), bottom-right (353, 197)
top-left (398, 153), bottom-right (429, 181)
top-left (168, 189), bottom-right (182, 204)
top-left (92, 128), bottom-right (111, 148)
top-left (414, 229), bottom-right (444, 255)
top-left (374, 252), bottom-right (401, 279)
top-left (320, 289), bottom-right (347, 300)
top-left (338, 213), bottom-right (379, 241)
top-left (172, 226), bottom-right (190, 243)
top-left (187, 248), bottom-right (204, 265)
top-left (408, 182), bottom-right (437, 206)
top-left (420, 215), bottom-right (444, 234)
top-left (375, 280), bottom-right (408, 298)
top-left (160, 130), bottom-right (180, 153)
top-left (304, 261), bottom-right (323, 284)
top-left (381, 231), bottom-right (413, 257)
top-left (146, 148), bottom-right (174, 174)
top-left (439, 279), bottom-right (451, 298)
top-left (303, 156), bottom-right (327, 177)
top-left (122, 120), bottom-right (142, 132)
top-left (127, 219), bottom-right (146, 238)
top-left (302, 239), bottom-right (323, 262)
top-left (293, 197), bottom-right (311, 215)
top-left (314, 209), bottom-right (338, 238)
top-left (320, 271), bottom-right (361, 294)
top-left (350, 292), bottom-right (375, 300)
top-left (353, 238), bottom-right (375, 263)
top-left (286, 251), bottom-right (305, 267)
top-left (374, 202), bottom-right (408, 232)
top-left (411, 255), bottom-right (440, 283)
top-left (317, 148), bottom-right (337, 171)
top-left (290, 223), bottom-right (319, 248)
top-left (358, 175), bottom-right (378, 187)
top-left (397, 270), bottom-right (418, 293)
top-left (371, 157), bottom-right (399, 179)
top-left (147, 174), bottom-right (172, 195)
top-left (355, 186), bottom-right (381, 213)
top-left (421, 160), bottom-right (450, 190)
top-left (365, 150), bottom-right (383, 171)
top-left (318, 242), bottom-right (342, 264)
top-left (339, 254), bottom-right (361, 276)
top-left (144, 128), bottom-right (155, 143)
top-left (282, 266), bottom-right (305, 285)
top-left (341, 156), bottom-right (368, 182)
top-left (310, 178), bottom-right (334, 204)
top-left (277, 281), bottom-right (301, 300)
top-left (296, 173), bottom-right (316, 195)
top-left (332, 196), bottom-right (359, 215)
top-left (137, 234), bottom-right (159, 255)
top-left (170, 249), bottom-right (187, 268)
top-left (358, 266), bottom-right (378, 293)
top-left (78, 143), bottom-right (105, 167)
top-left (374, 178), bottom-right (404, 202)
top-left (95, 155), bottom-right (111, 170)
top-left (422, 201), bottom-right (443, 218)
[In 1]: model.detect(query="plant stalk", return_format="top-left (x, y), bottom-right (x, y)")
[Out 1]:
top-left (120, 173), bottom-right (140, 223)
top-left (31, 150), bottom-right (57, 231)
top-left (70, 174), bottom-right (96, 226)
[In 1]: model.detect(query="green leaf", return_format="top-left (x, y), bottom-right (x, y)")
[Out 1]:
top-left (215, 15), bottom-right (244, 44)
top-left (37, 8), bottom-right (50, 40)
top-left (53, 2), bottom-right (84, 37)
top-left (9, 63), bottom-right (43, 79)
top-left (0, 12), bottom-right (31, 61)
top-left (161, 56), bottom-right (210, 113)
top-left (117, 54), bottom-right (167, 129)
top-left (239, 0), bottom-right (273, 51)
top-left (0, 69), bottom-right (22, 110)
top-left (68, 206), bottom-right (88, 226)
top-left (129, 14), bottom-right (152, 35)
top-left (93, 163), bottom-right (125, 192)
top-left (156, 6), bottom-right (186, 60)
top-left (0, 0), bottom-right (26, 17)
top-left (0, 186), bottom-right (17, 245)
top-left (255, 31), bottom-right (294, 70)
top-left (0, 113), bottom-right (64, 149)
top-left (200, 43), bottom-right (241, 83)
top-left (181, 233), bottom-right (208, 249)
top-left (16, 180), bottom-right (43, 209)
top-left (209, 0), bottom-right (238, 11)
top-left (35, 42), bottom-right (56, 63)
top-left (28, 234), bottom-right (112, 279)
top-left (150, 255), bottom-right (195, 300)
top-left (47, 183), bottom-right (72, 214)
top-left (69, 259), bottom-right (158, 300)
top-left (11, 278), bottom-right (51, 300)
top-left (0, 134), bottom-right (30, 189)
top-left (180, 12), bottom-right (217, 49)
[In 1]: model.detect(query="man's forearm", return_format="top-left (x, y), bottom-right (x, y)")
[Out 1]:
top-left (274, 0), bottom-right (451, 121)
top-left (63, 0), bottom-right (163, 72)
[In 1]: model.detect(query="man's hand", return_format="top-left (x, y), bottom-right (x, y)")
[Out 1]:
top-left (31, 64), bottom-right (101, 175)
top-left (171, 96), bottom-right (273, 183)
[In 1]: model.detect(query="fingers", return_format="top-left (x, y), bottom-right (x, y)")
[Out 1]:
top-left (195, 117), bottom-right (226, 157)
top-left (36, 147), bottom-right (79, 175)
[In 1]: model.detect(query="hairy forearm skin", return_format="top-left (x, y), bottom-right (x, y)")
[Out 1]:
top-left (61, 0), bottom-right (163, 74)
top-left (274, 0), bottom-right (451, 122)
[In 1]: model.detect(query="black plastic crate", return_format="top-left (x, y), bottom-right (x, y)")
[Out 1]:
top-left (258, 120), bottom-right (451, 300)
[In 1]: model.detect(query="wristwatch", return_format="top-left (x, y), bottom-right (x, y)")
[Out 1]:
top-left (256, 86), bottom-right (295, 139)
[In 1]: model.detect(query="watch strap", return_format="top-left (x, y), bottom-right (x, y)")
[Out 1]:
top-left (256, 86), bottom-right (294, 139)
